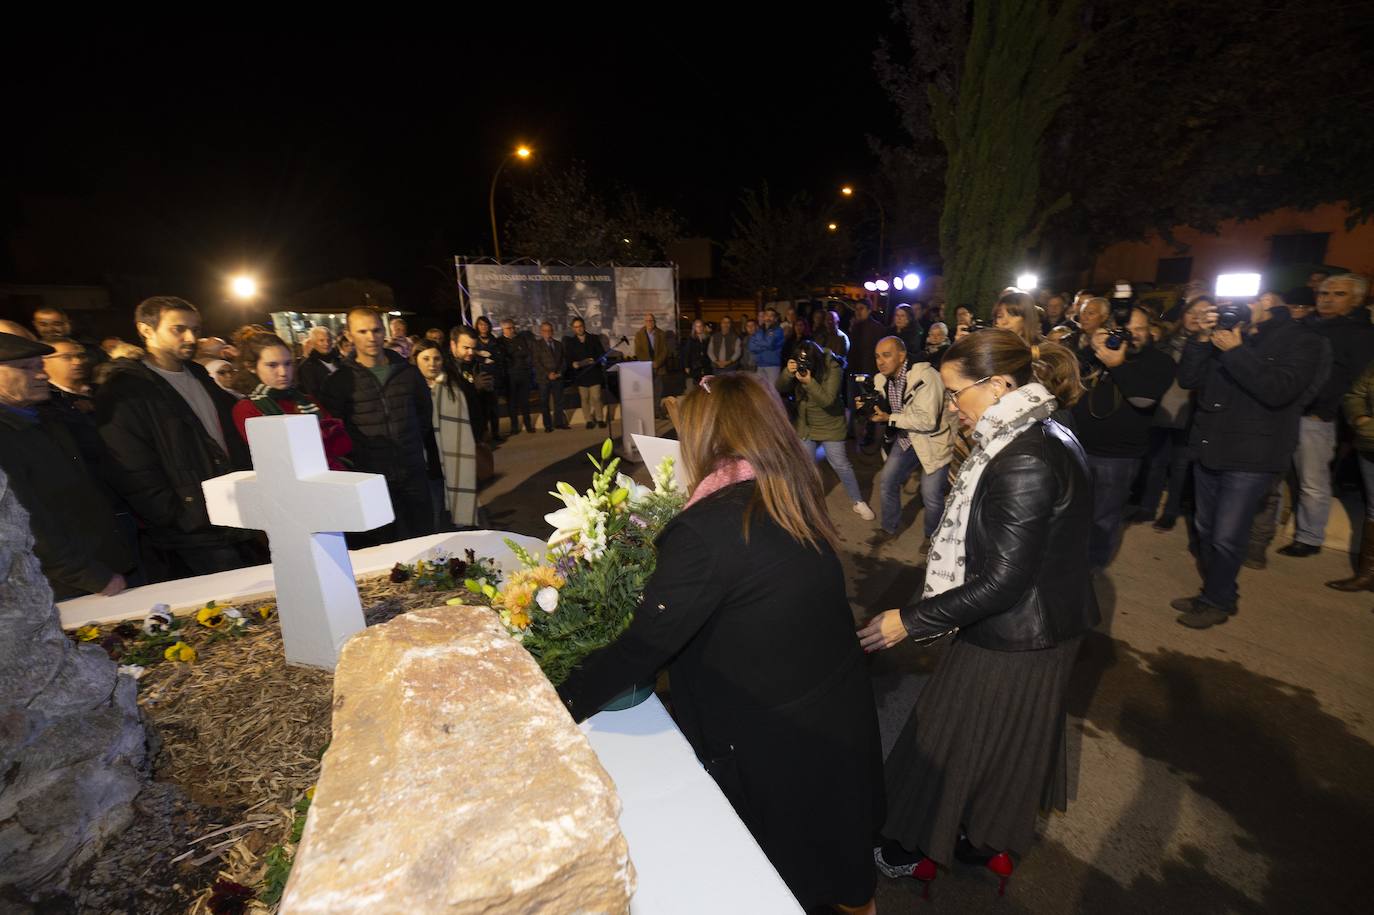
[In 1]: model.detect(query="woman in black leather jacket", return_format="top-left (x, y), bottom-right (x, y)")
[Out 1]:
top-left (859, 328), bottom-right (1097, 895)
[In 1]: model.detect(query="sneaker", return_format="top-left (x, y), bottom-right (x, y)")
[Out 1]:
top-left (1169, 595), bottom-right (1203, 613)
top-left (1176, 604), bottom-right (1234, 629)
top-left (873, 846), bottom-right (937, 882)
top-left (852, 502), bottom-right (875, 521)
top-left (1277, 541), bottom-right (1321, 558)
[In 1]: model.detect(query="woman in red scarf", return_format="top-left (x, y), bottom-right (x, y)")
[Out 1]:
top-left (231, 333), bottom-right (352, 470)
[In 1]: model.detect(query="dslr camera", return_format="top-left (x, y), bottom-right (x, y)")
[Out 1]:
top-left (851, 374), bottom-right (886, 417)
top-left (793, 347), bottom-right (814, 376)
top-left (1215, 302), bottom-right (1250, 331)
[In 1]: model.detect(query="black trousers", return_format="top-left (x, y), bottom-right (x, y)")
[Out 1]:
top-left (507, 376), bottom-right (533, 431)
top-left (538, 380), bottom-right (567, 429)
top-left (363, 469), bottom-right (435, 546)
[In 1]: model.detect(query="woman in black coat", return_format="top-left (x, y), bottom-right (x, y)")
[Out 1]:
top-left (859, 329), bottom-right (1097, 896)
top-left (558, 373), bottom-right (884, 914)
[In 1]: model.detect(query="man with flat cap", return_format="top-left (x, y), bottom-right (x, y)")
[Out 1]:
top-left (0, 332), bottom-right (133, 599)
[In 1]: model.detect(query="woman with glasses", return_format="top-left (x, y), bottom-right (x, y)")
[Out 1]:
top-left (559, 373), bottom-right (884, 915)
top-left (858, 329), bottom-right (1096, 898)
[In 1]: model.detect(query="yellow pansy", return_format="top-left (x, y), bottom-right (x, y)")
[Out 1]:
top-left (258, 603), bottom-right (275, 619)
top-left (197, 605), bottom-right (224, 628)
top-left (75, 624), bottom-right (101, 642)
top-left (164, 642), bottom-right (197, 663)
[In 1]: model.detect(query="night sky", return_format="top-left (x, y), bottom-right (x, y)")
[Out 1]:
top-left (3, 15), bottom-right (899, 321)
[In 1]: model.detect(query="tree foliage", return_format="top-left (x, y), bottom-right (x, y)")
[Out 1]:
top-left (504, 164), bottom-right (682, 263)
top-left (722, 184), bottom-right (852, 300)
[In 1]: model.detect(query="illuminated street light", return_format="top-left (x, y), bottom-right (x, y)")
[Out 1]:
top-left (863, 281), bottom-right (877, 292)
top-left (827, 222), bottom-right (838, 232)
top-left (875, 279), bottom-right (890, 292)
top-left (490, 143), bottom-right (535, 261)
top-left (229, 275), bottom-right (258, 301)
top-left (893, 277), bottom-right (904, 291)
top-left (839, 183), bottom-right (886, 274)
top-left (1016, 272), bottom-right (1039, 291)
top-left (903, 273), bottom-right (921, 290)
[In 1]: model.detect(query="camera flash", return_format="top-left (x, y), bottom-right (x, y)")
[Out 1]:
top-left (1215, 273), bottom-right (1261, 298)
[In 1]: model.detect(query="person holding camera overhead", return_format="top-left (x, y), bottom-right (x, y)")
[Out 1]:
top-left (778, 339), bottom-right (874, 522)
top-left (1171, 288), bottom-right (1322, 629)
top-left (861, 335), bottom-right (955, 550)
top-left (1071, 303), bottom-right (1176, 568)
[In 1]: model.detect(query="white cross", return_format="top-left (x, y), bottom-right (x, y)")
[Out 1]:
top-left (202, 414), bottom-right (394, 669)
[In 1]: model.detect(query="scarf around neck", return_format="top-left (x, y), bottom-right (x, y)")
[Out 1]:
top-left (250, 384), bottom-right (320, 414)
top-left (685, 457), bottom-right (757, 510)
top-left (921, 382), bottom-right (1057, 611)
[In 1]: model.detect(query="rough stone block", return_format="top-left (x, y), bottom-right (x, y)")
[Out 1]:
top-left (282, 604), bottom-right (634, 914)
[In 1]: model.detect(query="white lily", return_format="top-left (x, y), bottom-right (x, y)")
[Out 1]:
top-left (545, 484), bottom-right (607, 550)
top-left (536, 586), bottom-right (559, 613)
top-left (615, 472), bottom-right (655, 507)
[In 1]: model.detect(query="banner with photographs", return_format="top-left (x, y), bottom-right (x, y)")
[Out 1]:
top-left (462, 262), bottom-right (676, 350)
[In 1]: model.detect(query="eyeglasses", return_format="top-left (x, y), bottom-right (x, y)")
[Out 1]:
top-left (945, 375), bottom-right (993, 407)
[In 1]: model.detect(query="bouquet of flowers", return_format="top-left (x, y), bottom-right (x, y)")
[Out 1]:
top-left (466, 439), bottom-right (687, 685)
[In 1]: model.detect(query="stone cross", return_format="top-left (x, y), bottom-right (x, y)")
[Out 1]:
top-left (202, 414), bottom-right (393, 669)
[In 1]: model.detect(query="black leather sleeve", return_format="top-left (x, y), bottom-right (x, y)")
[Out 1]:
top-left (899, 450), bottom-right (1055, 638)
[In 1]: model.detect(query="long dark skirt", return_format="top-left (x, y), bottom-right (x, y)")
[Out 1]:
top-left (882, 635), bottom-right (1081, 864)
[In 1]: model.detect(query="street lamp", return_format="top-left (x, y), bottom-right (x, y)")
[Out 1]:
top-left (827, 222), bottom-right (838, 232)
top-left (1016, 272), bottom-right (1039, 291)
top-left (489, 144), bottom-right (534, 261)
top-left (839, 184), bottom-right (886, 275)
top-left (229, 275), bottom-right (258, 302)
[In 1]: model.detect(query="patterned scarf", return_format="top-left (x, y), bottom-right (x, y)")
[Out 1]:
top-left (249, 384), bottom-right (320, 415)
top-left (685, 457), bottom-right (757, 510)
top-left (921, 382), bottom-right (1058, 610)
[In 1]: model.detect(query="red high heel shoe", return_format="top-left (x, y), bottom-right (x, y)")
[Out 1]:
top-left (955, 833), bottom-right (1015, 896)
top-left (873, 846), bottom-right (939, 899)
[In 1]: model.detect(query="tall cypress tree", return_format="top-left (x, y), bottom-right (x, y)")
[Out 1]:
top-left (882, 0), bottom-right (1085, 313)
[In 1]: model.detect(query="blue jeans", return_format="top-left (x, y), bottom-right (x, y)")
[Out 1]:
top-left (1193, 466), bottom-right (1278, 609)
top-left (1086, 454), bottom-right (1141, 567)
top-left (1138, 427), bottom-right (1193, 522)
top-left (803, 439), bottom-right (864, 504)
top-left (876, 445), bottom-right (951, 538)
top-left (1292, 416), bottom-right (1337, 546)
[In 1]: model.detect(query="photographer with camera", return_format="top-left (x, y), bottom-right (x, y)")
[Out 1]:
top-left (777, 340), bottom-right (874, 522)
top-left (1171, 290), bottom-right (1323, 629)
top-left (859, 336), bottom-right (955, 550)
top-left (1277, 273), bottom-right (1374, 558)
top-left (1071, 304), bottom-right (1176, 567)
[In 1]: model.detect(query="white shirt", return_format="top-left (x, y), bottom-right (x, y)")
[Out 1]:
top-left (147, 362), bottom-right (228, 453)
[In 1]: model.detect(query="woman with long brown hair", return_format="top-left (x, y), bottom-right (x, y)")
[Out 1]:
top-left (558, 372), bottom-right (884, 915)
top-left (859, 329), bottom-right (1097, 898)
top-left (993, 289), bottom-right (1045, 347)
top-left (231, 333), bottom-right (352, 470)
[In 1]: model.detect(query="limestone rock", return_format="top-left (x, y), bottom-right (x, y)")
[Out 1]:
top-left (282, 604), bottom-right (635, 914)
top-left (0, 468), bottom-right (148, 896)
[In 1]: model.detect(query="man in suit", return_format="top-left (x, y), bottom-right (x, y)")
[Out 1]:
top-left (532, 321), bottom-right (569, 433)
top-left (633, 314), bottom-right (670, 418)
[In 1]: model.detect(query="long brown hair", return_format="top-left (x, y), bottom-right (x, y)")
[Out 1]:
top-left (992, 290), bottom-right (1044, 346)
top-left (943, 327), bottom-right (1083, 407)
top-left (675, 372), bottom-right (839, 552)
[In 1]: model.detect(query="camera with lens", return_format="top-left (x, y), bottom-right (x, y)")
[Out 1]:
top-left (1215, 302), bottom-right (1250, 331)
top-left (851, 374), bottom-right (885, 417)
top-left (793, 347), bottom-right (814, 376)
top-left (1102, 328), bottom-right (1131, 351)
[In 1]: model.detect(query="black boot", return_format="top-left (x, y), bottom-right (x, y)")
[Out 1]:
top-left (1327, 520), bottom-right (1374, 591)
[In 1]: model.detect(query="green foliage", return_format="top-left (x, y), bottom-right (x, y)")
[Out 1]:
top-left (930, 0), bottom-right (1085, 312)
top-left (259, 845), bottom-right (293, 907)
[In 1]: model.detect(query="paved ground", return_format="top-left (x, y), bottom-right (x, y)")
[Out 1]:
top-left (481, 418), bottom-right (1374, 914)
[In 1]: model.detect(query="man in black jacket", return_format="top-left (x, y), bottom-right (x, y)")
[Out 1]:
top-left (499, 318), bottom-right (535, 435)
top-left (1071, 306), bottom-right (1177, 567)
top-left (1278, 273), bottom-right (1374, 557)
top-left (531, 321), bottom-right (569, 432)
top-left (1173, 298), bottom-right (1323, 628)
top-left (321, 307), bottom-right (435, 544)
top-left (96, 297), bottom-right (259, 579)
top-left (565, 317), bottom-right (607, 429)
top-left (0, 333), bottom-right (134, 599)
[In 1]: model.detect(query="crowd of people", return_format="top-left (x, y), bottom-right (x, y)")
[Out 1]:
top-left (1, 269), bottom-right (1369, 912)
